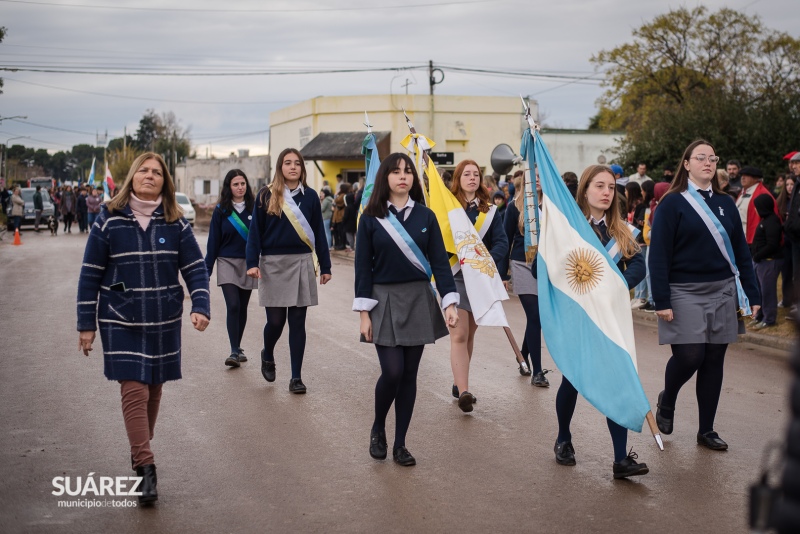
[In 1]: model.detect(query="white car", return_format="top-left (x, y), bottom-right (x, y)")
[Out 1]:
top-left (175, 193), bottom-right (195, 226)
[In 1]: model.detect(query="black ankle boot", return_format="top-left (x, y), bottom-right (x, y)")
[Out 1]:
top-left (135, 464), bottom-right (158, 505)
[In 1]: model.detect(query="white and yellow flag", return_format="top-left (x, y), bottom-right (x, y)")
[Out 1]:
top-left (423, 145), bottom-right (509, 327)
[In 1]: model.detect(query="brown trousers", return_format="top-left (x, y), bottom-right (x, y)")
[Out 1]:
top-left (119, 380), bottom-right (163, 468)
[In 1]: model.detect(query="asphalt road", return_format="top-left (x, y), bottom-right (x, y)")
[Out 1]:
top-left (0, 229), bottom-right (792, 533)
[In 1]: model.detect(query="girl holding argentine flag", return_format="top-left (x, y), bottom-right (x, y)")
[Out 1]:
top-left (649, 139), bottom-right (760, 452)
top-left (552, 165), bottom-right (650, 479)
top-left (246, 148), bottom-right (332, 395)
top-left (448, 160), bottom-right (509, 413)
top-left (354, 153), bottom-right (459, 467)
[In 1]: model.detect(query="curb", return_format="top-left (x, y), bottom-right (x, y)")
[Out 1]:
top-left (332, 250), bottom-right (793, 354)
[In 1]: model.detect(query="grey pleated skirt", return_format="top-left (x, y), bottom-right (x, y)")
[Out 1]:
top-left (362, 280), bottom-right (449, 347)
top-left (216, 257), bottom-right (258, 290)
top-left (510, 259), bottom-right (538, 296)
top-left (657, 277), bottom-right (744, 345)
top-left (258, 253), bottom-right (317, 308)
top-left (454, 272), bottom-right (472, 313)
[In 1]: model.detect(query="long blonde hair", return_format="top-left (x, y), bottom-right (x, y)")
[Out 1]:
top-left (261, 148), bottom-right (308, 217)
top-left (577, 165), bottom-right (640, 260)
top-left (106, 152), bottom-right (182, 223)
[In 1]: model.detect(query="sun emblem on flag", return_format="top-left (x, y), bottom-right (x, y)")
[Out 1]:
top-left (565, 248), bottom-right (604, 294)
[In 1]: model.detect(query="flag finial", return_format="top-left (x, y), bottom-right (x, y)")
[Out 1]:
top-left (521, 95), bottom-right (539, 131)
top-left (363, 111), bottom-right (373, 134)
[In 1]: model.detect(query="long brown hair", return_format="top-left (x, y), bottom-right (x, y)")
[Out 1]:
top-left (261, 148), bottom-right (308, 217)
top-left (450, 159), bottom-right (490, 213)
top-left (106, 152), bottom-right (182, 223)
top-left (577, 165), bottom-right (640, 260)
top-left (665, 139), bottom-right (723, 198)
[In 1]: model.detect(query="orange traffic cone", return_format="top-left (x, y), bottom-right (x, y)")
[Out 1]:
top-left (13, 228), bottom-right (22, 245)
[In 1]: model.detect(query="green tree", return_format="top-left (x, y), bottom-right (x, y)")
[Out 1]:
top-left (591, 7), bottom-right (800, 179)
top-left (133, 109), bottom-right (191, 175)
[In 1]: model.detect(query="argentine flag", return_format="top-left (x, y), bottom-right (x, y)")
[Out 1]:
top-left (529, 129), bottom-right (650, 432)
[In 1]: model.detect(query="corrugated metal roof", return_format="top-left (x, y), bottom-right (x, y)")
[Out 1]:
top-left (300, 131), bottom-right (391, 160)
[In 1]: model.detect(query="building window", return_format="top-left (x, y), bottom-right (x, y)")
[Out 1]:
top-left (203, 180), bottom-right (211, 195)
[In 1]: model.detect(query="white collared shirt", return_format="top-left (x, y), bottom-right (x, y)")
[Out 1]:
top-left (233, 201), bottom-right (246, 213)
top-left (688, 180), bottom-right (713, 197)
top-left (287, 183), bottom-right (305, 197)
top-left (386, 198), bottom-right (415, 221)
top-left (590, 215), bottom-right (607, 226)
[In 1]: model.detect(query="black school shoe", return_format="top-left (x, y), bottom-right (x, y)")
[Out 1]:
top-left (458, 391), bottom-right (475, 413)
top-left (289, 378), bottom-right (307, 394)
top-left (697, 431), bottom-right (728, 451)
top-left (261, 350), bottom-right (276, 382)
top-left (225, 352), bottom-right (241, 368)
top-left (135, 464), bottom-right (158, 505)
top-left (554, 441), bottom-right (576, 466)
top-left (656, 390), bottom-right (674, 434)
top-left (369, 429), bottom-right (387, 460)
top-left (393, 446), bottom-right (416, 466)
top-left (531, 370), bottom-right (550, 387)
top-left (613, 450), bottom-right (649, 479)
top-left (237, 348), bottom-right (248, 362)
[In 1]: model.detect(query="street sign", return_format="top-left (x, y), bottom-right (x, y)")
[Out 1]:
top-left (430, 152), bottom-right (454, 166)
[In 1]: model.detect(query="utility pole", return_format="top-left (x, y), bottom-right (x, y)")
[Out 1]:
top-left (428, 60), bottom-right (444, 142)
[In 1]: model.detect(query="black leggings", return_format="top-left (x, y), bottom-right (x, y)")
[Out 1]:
top-left (518, 294), bottom-right (542, 374)
top-left (262, 306), bottom-right (308, 379)
top-left (220, 284), bottom-right (252, 353)
top-left (556, 376), bottom-right (629, 462)
top-left (63, 213), bottom-right (74, 232)
top-left (660, 343), bottom-right (728, 434)
top-left (372, 344), bottom-right (424, 449)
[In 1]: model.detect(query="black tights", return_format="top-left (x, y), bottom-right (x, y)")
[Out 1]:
top-left (660, 343), bottom-right (728, 434)
top-left (555, 376), bottom-right (629, 462)
top-left (220, 284), bottom-right (252, 353)
top-left (372, 345), bottom-right (424, 449)
top-left (518, 294), bottom-right (542, 374)
top-left (262, 306), bottom-right (308, 379)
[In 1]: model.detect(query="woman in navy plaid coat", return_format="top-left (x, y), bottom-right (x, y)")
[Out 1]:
top-left (76, 152), bottom-right (210, 506)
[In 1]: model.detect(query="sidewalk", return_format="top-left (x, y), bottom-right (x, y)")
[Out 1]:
top-left (330, 249), bottom-right (794, 354)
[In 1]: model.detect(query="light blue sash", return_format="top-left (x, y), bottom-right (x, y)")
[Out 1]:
top-left (605, 223), bottom-right (641, 264)
top-left (681, 188), bottom-right (752, 315)
top-left (376, 211), bottom-right (432, 279)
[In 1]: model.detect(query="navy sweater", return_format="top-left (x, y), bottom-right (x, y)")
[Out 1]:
top-left (245, 186), bottom-right (332, 275)
top-left (593, 221), bottom-right (646, 289)
top-left (453, 204), bottom-right (509, 269)
top-left (501, 201), bottom-right (526, 280)
top-left (648, 191), bottom-right (761, 310)
top-left (205, 205), bottom-right (253, 276)
top-left (355, 204), bottom-right (457, 299)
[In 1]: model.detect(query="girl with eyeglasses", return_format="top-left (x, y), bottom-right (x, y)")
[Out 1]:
top-left (648, 139), bottom-right (761, 451)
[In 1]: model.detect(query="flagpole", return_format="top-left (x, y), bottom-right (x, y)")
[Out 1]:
top-left (645, 411), bottom-right (665, 451)
top-left (503, 326), bottom-right (528, 371)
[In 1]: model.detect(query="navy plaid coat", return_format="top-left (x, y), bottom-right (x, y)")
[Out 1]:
top-left (77, 204), bottom-right (210, 384)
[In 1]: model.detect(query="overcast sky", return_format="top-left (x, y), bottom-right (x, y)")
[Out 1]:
top-left (1, 0), bottom-right (797, 158)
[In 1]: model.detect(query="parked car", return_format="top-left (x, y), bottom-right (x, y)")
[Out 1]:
top-left (175, 193), bottom-right (195, 227)
top-left (5, 187), bottom-right (54, 230)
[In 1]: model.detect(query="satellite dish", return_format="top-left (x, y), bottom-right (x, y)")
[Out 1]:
top-left (490, 144), bottom-right (521, 175)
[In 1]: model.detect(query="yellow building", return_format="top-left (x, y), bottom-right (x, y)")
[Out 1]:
top-left (268, 94), bottom-right (537, 190)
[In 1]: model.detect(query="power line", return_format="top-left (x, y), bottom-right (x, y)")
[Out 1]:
top-left (8, 118), bottom-right (96, 136)
top-left (0, 0), bottom-right (494, 13)
top-left (0, 65), bottom-right (425, 76)
top-left (3, 77), bottom-right (300, 105)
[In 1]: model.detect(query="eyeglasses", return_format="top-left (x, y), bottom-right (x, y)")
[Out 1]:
top-left (689, 155), bottom-right (720, 164)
